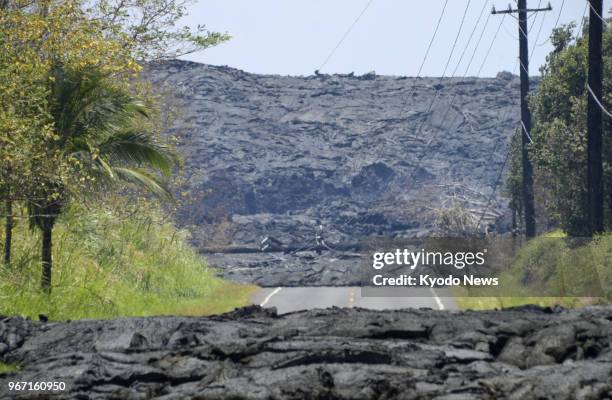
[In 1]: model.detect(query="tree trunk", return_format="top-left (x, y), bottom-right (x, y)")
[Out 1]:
top-left (41, 222), bottom-right (53, 293)
top-left (4, 199), bottom-right (13, 265)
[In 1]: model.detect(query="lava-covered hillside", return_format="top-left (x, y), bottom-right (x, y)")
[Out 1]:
top-left (146, 60), bottom-right (524, 248)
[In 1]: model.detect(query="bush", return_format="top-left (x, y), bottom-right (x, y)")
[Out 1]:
top-left (456, 232), bottom-right (611, 309)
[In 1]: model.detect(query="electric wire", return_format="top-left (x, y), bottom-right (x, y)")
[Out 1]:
top-left (400, 0), bottom-right (501, 200)
top-left (529, 2), bottom-right (548, 58)
top-left (528, 0), bottom-right (543, 33)
top-left (478, 0), bottom-right (594, 229)
top-left (477, 13), bottom-right (507, 75)
top-left (318, 0), bottom-right (375, 71)
top-left (575, 2), bottom-right (589, 42)
top-left (450, 0), bottom-right (489, 78)
top-left (329, 0), bottom-right (452, 234)
top-left (437, 2), bottom-right (500, 133)
top-left (587, 84), bottom-right (612, 118)
top-left (586, 0), bottom-right (608, 24)
top-left (440, 0), bottom-right (473, 78)
top-left (318, 1), bottom-right (533, 240)
top-left (412, 0), bottom-right (450, 87)
top-left (444, 11), bottom-right (506, 133)
top-left (463, 11), bottom-right (493, 75)
top-left (536, 0), bottom-right (566, 46)
top-left (475, 124), bottom-right (517, 228)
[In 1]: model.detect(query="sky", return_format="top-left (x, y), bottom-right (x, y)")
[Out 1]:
top-left (180, 0), bottom-right (609, 78)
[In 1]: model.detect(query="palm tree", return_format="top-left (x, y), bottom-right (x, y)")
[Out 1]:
top-left (31, 65), bottom-right (177, 292)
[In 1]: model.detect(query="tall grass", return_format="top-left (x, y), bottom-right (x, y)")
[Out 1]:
top-left (456, 232), bottom-right (611, 310)
top-left (0, 196), bottom-right (256, 320)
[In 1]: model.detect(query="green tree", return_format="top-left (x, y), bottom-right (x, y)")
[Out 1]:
top-left (507, 19), bottom-right (611, 235)
top-left (1, 0), bottom-right (229, 290)
top-left (0, 1), bottom-right (180, 291)
top-left (88, 0), bottom-right (230, 61)
top-left (0, 2), bottom-right (56, 265)
top-left (32, 65), bottom-right (177, 292)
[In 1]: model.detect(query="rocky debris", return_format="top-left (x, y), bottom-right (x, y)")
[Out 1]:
top-left (206, 251), bottom-right (363, 287)
top-left (1, 306), bottom-right (611, 399)
top-left (145, 61), bottom-right (526, 248)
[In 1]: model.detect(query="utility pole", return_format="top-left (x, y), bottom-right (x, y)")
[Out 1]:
top-left (492, 1), bottom-right (551, 238)
top-left (587, 0), bottom-right (604, 234)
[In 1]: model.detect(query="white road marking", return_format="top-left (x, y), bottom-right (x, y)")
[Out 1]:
top-left (429, 287), bottom-right (445, 310)
top-left (260, 287), bottom-right (282, 307)
top-left (348, 288), bottom-right (356, 308)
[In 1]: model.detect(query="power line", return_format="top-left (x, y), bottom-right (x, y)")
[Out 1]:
top-left (478, 0), bottom-right (592, 231)
top-left (450, 0), bottom-right (489, 78)
top-left (438, 2), bottom-right (501, 130)
top-left (463, 11), bottom-right (492, 75)
top-left (586, 0), bottom-right (608, 24)
top-left (475, 125), bottom-right (517, 229)
top-left (535, 0), bottom-right (566, 46)
top-left (406, 0), bottom-right (474, 148)
top-left (587, 83), bottom-right (612, 118)
top-left (529, 3), bottom-right (548, 58)
top-left (442, 11), bottom-right (507, 133)
top-left (575, 2), bottom-right (589, 42)
top-left (399, 0), bottom-right (498, 199)
top-left (327, 0), bottom-right (451, 235)
top-left (317, 0), bottom-right (375, 71)
top-left (477, 14), bottom-right (507, 75)
top-left (412, 0), bottom-right (450, 83)
top-left (398, 0), bottom-right (450, 104)
top-left (323, 1), bottom-right (526, 239)
top-left (528, 0), bottom-right (543, 33)
top-left (338, 0), bottom-right (476, 233)
top-left (552, 0), bottom-right (566, 28)
top-left (441, 0), bottom-right (473, 78)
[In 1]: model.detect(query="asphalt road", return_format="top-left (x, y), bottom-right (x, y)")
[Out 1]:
top-left (251, 287), bottom-right (458, 314)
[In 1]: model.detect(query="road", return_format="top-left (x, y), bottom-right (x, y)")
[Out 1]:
top-left (251, 286), bottom-right (458, 314)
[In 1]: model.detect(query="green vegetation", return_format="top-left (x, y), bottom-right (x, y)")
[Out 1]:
top-left (90, 0), bottom-right (230, 62)
top-left (456, 232), bottom-right (610, 310)
top-left (0, 196), bottom-right (256, 320)
top-left (507, 18), bottom-right (612, 235)
top-left (487, 16), bottom-right (612, 312)
top-left (0, 1), bottom-right (233, 302)
top-left (0, 362), bottom-right (20, 374)
top-left (30, 64), bottom-right (179, 292)
top-left (0, 2), bottom-right (250, 321)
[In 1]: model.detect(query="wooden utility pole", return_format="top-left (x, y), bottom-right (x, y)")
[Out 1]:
top-left (587, 0), bottom-right (604, 234)
top-left (492, 1), bottom-right (551, 238)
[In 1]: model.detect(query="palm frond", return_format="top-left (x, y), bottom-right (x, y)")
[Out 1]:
top-left (48, 64), bottom-right (179, 201)
top-left (94, 156), bottom-right (116, 180)
top-left (99, 130), bottom-right (178, 176)
top-left (113, 167), bottom-right (173, 200)
top-left (50, 67), bottom-right (149, 142)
